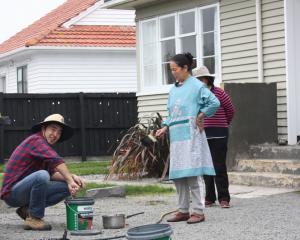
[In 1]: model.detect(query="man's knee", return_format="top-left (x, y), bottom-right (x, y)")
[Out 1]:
top-left (34, 170), bottom-right (50, 183)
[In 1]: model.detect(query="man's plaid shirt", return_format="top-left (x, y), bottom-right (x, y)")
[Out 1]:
top-left (0, 132), bottom-right (64, 200)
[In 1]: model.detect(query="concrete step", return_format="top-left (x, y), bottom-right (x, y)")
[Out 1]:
top-left (228, 171), bottom-right (300, 189)
top-left (235, 159), bottom-right (300, 174)
top-left (249, 145), bottom-right (300, 159)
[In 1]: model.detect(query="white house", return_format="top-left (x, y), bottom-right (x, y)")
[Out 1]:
top-left (101, 0), bottom-right (300, 146)
top-left (0, 0), bottom-right (137, 94)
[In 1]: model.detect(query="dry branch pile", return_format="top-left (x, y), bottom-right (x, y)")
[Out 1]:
top-left (106, 113), bottom-right (169, 180)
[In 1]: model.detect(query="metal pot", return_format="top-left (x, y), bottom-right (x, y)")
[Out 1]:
top-left (102, 212), bottom-right (144, 229)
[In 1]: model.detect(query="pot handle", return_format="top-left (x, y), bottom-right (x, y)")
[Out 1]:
top-left (126, 211), bottom-right (145, 219)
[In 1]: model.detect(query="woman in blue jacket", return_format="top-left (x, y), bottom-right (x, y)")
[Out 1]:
top-left (156, 53), bottom-right (220, 224)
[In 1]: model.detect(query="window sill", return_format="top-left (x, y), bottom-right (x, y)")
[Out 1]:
top-left (136, 84), bottom-right (173, 97)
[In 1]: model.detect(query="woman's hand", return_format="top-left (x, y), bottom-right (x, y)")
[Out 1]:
top-left (155, 126), bottom-right (168, 138)
top-left (196, 113), bottom-right (205, 132)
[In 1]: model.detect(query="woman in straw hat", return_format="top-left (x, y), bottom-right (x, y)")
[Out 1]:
top-left (193, 66), bottom-right (235, 208)
top-left (156, 53), bottom-right (220, 224)
top-left (0, 113), bottom-right (85, 231)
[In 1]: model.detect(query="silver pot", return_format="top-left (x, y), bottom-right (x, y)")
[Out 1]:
top-left (102, 212), bottom-right (144, 229)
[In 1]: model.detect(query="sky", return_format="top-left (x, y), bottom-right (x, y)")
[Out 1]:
top-left (0, 0), bottom-right (66, 44)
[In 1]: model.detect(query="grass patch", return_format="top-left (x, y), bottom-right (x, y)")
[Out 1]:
top-left (0, 164), bottom-right (5, 173)
top-left (0, 162), bottom-right (111, 186)
top-left (66, 161), bottom-right (111, 176)
top-left (76, 182), bottom-right (175, 198)
top-left (0, 162), bottom-right (110, 176)
top-left (125, 184), bottom-right (175, 196)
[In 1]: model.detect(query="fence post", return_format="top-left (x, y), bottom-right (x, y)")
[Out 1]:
top-left (0, 93), bottom-right (4, 164)
top-left (79, 92), bottom-right (87, 162)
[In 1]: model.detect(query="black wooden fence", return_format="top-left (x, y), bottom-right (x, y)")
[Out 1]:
top-left (0, 92), bottom-right (137, 163)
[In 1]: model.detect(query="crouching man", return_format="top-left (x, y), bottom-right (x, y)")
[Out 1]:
top-left (0, 114), bottom-right (85, 231)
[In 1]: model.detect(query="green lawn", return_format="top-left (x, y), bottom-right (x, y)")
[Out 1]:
top-left (66, 161), bottom-right (111, 176)
top-left (0, 162), bottom-right (175, 197)
top-left (76, 182), bottom-right (175, 197)
top-left (0, 161), bottom-right (111, 186)
top-left (0, 164), bottom-right (4, 173)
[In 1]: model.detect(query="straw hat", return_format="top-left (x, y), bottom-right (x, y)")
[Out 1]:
top-left (192, 66), bottom-right (215, 79)
top-left (31, 113), bottom-right (73, 142)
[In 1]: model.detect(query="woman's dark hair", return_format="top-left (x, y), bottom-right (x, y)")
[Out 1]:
top-left (203, 76), bottom-right (215, 87)
top-left (170, 52), bottom-right (195, 72)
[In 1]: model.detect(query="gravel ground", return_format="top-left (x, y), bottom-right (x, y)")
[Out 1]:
top-left (1, 191), bottom-right (300, 240)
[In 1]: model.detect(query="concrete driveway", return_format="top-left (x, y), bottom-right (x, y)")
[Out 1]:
top-left (0, 183), bottom-right (299, 240)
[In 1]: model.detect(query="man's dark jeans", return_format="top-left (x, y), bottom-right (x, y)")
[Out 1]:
top-left (4, 170), bottom-right (70, 218)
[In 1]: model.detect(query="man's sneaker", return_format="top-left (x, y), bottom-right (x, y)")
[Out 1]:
top-left (24, 216), bottom-right (52, 231)
top-left (205, 200), bottom-right (215, 207)
top-left (220, 200), bottom-right (230, 208)
top-left (167, 212), bottom-right (190, 222)
top-left (16, 206), bottom-right (29, 220)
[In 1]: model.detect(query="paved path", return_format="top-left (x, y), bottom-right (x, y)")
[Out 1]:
top-left (0, 178), bottom-right (299, 240)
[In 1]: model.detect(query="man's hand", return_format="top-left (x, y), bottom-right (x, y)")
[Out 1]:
top-left (72, 174), bottom-right (86, 189)
top-left (68, 181), bottom-right (80, 196)
top-left (155, 126), bottom-right (168, 138)
top-left (55, 163), bottom-right (83, 196)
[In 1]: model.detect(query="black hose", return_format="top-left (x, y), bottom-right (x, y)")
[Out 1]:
top-left (93, 235), bottom-right (126, 240)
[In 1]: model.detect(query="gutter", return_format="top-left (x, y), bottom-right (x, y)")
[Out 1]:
top-left (256, 0), bottom-right (264, 82)
top-left (100, 0), bottom-right (136, 9)
top-left (0, 46), bottom-right (136, 63)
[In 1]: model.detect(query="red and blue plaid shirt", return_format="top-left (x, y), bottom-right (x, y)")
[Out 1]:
top-left (0, 132), bottom-right (64, 200)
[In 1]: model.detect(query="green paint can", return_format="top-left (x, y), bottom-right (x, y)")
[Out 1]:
top-left (65, 197), bottom-right (95, 231)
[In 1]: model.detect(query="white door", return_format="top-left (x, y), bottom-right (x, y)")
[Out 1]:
top-left (0, 76), bottom-right (5, 92)
top-left (286, 0), bottom-right (300, 144)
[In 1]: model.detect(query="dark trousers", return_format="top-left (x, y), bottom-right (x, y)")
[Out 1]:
top-left (203, 137), bottom-right (230, 202)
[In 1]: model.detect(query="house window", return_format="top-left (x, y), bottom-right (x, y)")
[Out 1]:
top-left (0, 76), bottom-right (6, 93)
top-left (139, 4), bottom-right (220, 90)
top-left (17, 66), bottom-right (28, 93)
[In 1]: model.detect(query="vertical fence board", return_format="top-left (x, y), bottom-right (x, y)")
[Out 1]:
top-left (79, 93), bottom-right (87, 162)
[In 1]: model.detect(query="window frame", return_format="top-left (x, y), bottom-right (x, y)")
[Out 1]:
top-left (17, 65), bottom-right (28, 93)
top-left (159, 12), bottom-right (177, 85)
top-left (138, 3), bottom-right (221, 96)
top-left (0, 75), bottom-right (6, 93)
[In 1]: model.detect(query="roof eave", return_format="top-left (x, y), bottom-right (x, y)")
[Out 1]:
top-left (0, 46), bottom-right (136, 64)
top-left (27, 46), bottom-right (136, 52)
top-left (63, 1), bottom-right (105, 28)
top-left (100, 0), bottom-right (157, 9)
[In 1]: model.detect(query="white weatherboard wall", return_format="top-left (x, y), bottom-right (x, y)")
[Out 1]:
top-left (4, 51), bottom-right (137, 93)
top-left (138, 94), bottom-right (168, 120)
top-left (75, 9), bottom-right (135, 26)
top-left (1, 57), bottom-right (31, 93)
top-left (262, 0), bottom-right (286, 139)
top-left (220, 0), bottom-right (287, 140)
top-left (220, 0), bottom-right (258, 82)
top-left (0, 64), bottom-right (15, 93)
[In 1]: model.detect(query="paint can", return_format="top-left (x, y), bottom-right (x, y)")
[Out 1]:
top-left (65, 197), bottom-right (95, 231)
